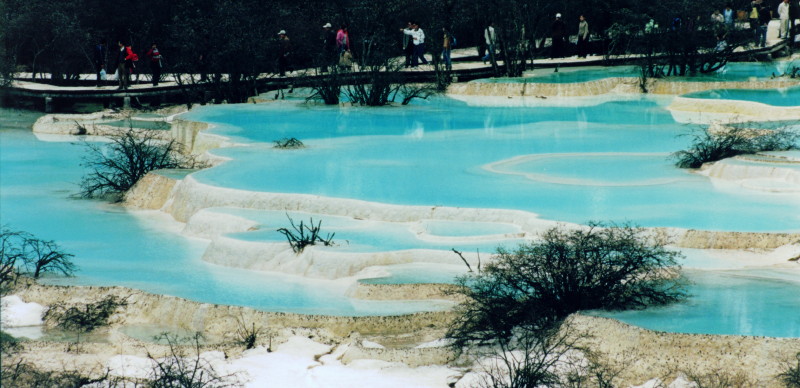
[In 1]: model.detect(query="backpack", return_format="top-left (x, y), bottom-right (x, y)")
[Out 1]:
top-left (451, 35), bottom-right (457, 47)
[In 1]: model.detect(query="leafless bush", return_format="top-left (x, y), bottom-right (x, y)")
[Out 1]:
top-left (44, 295), bottom-right (128, 333)
top-left (1, 227), bottom-right (75, 294)
top-left (147, 332), bottom-right (242, 388)
top-left (79, 128), bottom-right (205, 200)
top-left (276, 215), bottom-right (335, 253)
top-left (779, 352), bottom-right (800, 388)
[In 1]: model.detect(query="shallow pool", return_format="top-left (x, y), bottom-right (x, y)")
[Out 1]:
top-left (594, 270), bottom-right (800, 337)
top-left (183, 96), bottom-right (800, 232)
top-left (477, 62), bottom-right (793, 84)
top-left (684, 85), bottom-right (800, 106)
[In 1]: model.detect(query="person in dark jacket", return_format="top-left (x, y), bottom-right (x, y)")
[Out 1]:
top-left (146, 43), bottom-right (162, 86)
top-left (322, 23), bottom-right (337, 72)
top-left (115, 41), bottom-right (128, 89)
top-left (93, 39), bottom-right (106, 87)
top-left (115, 41), bottom-right (138, 89)
top-left (278, 30), bottom-right (292, 76)
top-left (757, 0), bottom-right (771, 47)
top-left (551, 13), bottom-right (567, 58)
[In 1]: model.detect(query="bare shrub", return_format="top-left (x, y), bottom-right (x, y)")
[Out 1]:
top-left (1, 227), bottom-right (75, 294)
top-left (147, 332), bottom-right (241, 388)
top-left (44, 295), bottom-right (128, 333)
top-left (683, 368), bottom-right (758, 388)
top-left (79, 128), bottom-right (205, 200)
top-left (276, 215), bottom-right (335, 253)
top-left (273, 137), bottom-right (304, 149)
top-left (779, 352), bottom-right (800, 388)
top-left (448, 222), bottom-right (686, 348)
top-left (672, 124), bottom-right (799, 169)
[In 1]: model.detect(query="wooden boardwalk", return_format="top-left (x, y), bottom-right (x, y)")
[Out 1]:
top-left (4, 39), bottom-right (792, 112)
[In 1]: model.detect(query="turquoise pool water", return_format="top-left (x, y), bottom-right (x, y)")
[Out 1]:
top-left (684, 85), bottom-right (800, 106)
top-left (183, 97), bottom-right (800, 232)
top-left (476, 62), bottom-right (792, 84)
top-left (595, 270), bottom-right (800, 337)
top-left (218, 208), bottom-right (523, 253)
top-left (0, 128), bottom-right (450, 316)
top-left (2, 86), bottom-right (799, 336)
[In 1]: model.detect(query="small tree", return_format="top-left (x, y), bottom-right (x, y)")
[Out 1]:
top-left (447, 222), bottom-right (686, 348)
top-left (0, 227), bottom-right (75, 292)
top-left (21, 237), bottom-right (75, 279)
top-left (79, 127), bottom-right (204, 200)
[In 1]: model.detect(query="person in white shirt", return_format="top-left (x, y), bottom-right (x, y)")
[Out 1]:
top-left (482, 22), bottom-right (496, 63)
top-left (777, 0), bottom-right (791, 38)
top-left (402, 22), bottom-right (428, 66)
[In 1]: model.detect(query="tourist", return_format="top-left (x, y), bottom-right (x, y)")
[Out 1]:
top-left (778, 0), bottom-right (791, 39)
top-left (278, 30), bottom-right (292, 77)
top-left (336, 24), bottom-right (350, 57)
top-left (577, 15), bottom-right (589, 58)
top-left (442, 27), bottom-right (453, 71)
top-left (711, 9), bottom-right (724, 24)
top-left (551, 13), bottom-right (566, 59)
top-left (322, 23), bottom-right (337, 72)
top-left (198, 53), bottom-right (207, 82)
top-left (115, 41), bottom-right (137, 90)
top-left (403, 22), bottom-right (414, 68)
top-left (93, 39), bottom-right (106, 87)
top-left (482, 21), bottom-right (496, 64)
top-left (402, 22), bottom-right (428, 67)
top-left (757, 0), bottom-right (770, 47)
top-left (145, 43), bottom-right (162, 86)
top-left (723, 4), bottom-right (735, 30)
top-left (749, 0), bottom-right (761, 43)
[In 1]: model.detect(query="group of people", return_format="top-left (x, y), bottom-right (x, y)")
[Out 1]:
top-left (93, 40), bottom-right (163, 89)
top-left (484, 14), bottom-right (591, 61)
top-left (547, 13), bottom-right (591, 59)
top-left (718, 0), bottom-right (796, 48)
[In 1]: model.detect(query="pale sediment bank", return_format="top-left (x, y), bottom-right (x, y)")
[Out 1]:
top-left (568, 314), bottom-right (800, 387)
top-left (13, 282), bottom-right (454, 340)
top-left (9, 283), bottom-right (800, 387)
top-left (668, 95), bottom-right (800, 124)
top-left (447, 77), bottom-right (800, 98)
top-left (126, 170), bottom-right (800, 253)
top-left (347, 282), bottom-right (464, 302)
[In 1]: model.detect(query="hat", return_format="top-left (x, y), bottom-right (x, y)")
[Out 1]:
top-left (323, 23), bottom-right (332, 28)
top-left (278, 30), bottom-right (286, 35)
top-left (556, 13), bottom-right (561, 18)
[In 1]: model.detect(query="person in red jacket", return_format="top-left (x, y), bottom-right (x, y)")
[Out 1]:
top-left (146, 43), bottom-right (162, 86)
top-left (115, 41), bottom-right (138, 90)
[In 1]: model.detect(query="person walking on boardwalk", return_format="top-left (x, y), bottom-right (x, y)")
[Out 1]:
top-left (442, 27), bottom-right (453, 70)
top-left (577, 15), bottom-right (589, 58)
top-left (336, 24), bottom-right (350, 56)
top-left (403, 22), bottom-right (414, 67)
top-left (278, 30), bottom-right (292, 76)
top-left (145, 43), bottom-right (163, 86)
top-left (757, 0), bottom-right (771, 47)
top-left (723, 4), bottom-right (735, 30)
top-left (93, 39), bottom-right (107, 87)
top-left (402, 22), bottom-right (428, 67)
top-left (482, 22), bottom-right (496, 63)
top-left (551, 13), bottom-right (566, 59)
top-left (778, 0), bottom-right (791, 38)
top-left (115, 41), bottom-right (137, 90)
top-left (322, 23), bottom-right (337, 72)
